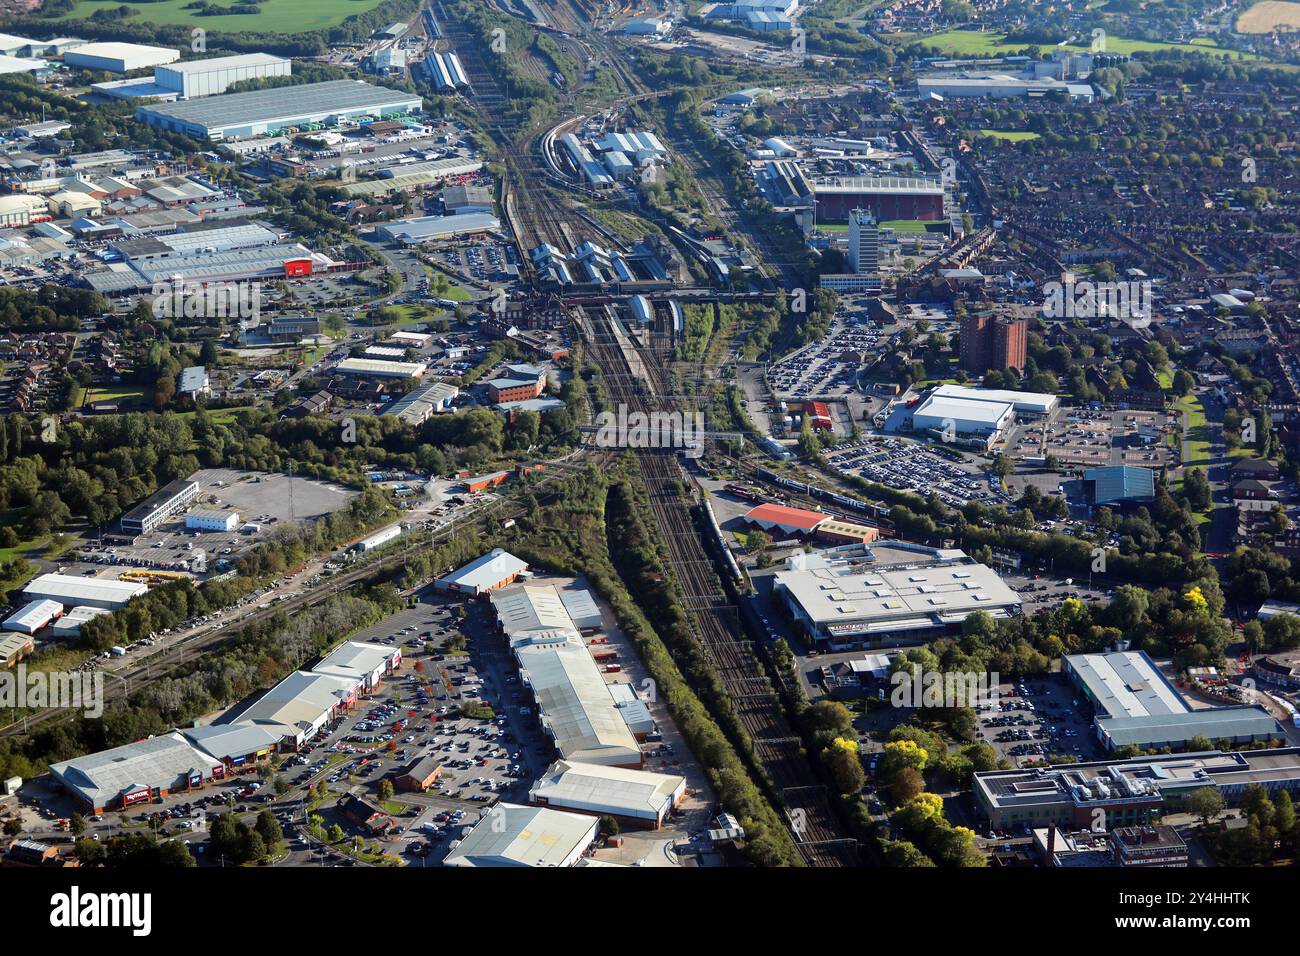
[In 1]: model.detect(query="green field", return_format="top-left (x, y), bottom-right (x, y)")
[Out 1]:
top-left (900, 29), bottom-right (1255, 59)
top-left (978, 129), bottom-right (1041, 142)
top-left (82, 385), bottom-right (147, 408)
top-left (56, 0), bottom-right (387, 34)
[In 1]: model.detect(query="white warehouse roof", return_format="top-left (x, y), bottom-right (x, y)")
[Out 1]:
top-left (515, 637), bottom-right (642, 767)
top-left (3, 600), bottom-right (63, 634)
top-left (1064, 651), bottom-right (1189, 720)
top-left (444, 803), bottom-right (598, 867)
top-left (491, 584), bottom-right (581, 645)
top-left (929, 383), bottom-right (1058, 415)
top-left (530, 760), bottom-right (685, 822)
top-left (312, 641), bottom-right (400, 684)
top-left (24, 573), bottom-right (148, 608)
top-left (439, 549), bottom-right (529, 594)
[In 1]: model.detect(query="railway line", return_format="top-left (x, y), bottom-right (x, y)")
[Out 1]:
top-left (584, 306), bottom-right (858, 867)
top-left (438, 0), bottom-right (857, 864)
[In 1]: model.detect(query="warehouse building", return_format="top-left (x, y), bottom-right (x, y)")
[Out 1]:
top-left (0, 632), bottom-right (34, 669)
top-left (513, 634), bottom-right (643, 768)
top-left (812, 175), bottom-right (945, 223)
top-left (312, 641), bottom-right (401, 691)
top-left (773, 542), bottom-right (1020, 648)
top-left (152, 53), bottom-right (291, 99)
top-left (64, 41), bottom-right (179, 73)
top-left (383, 382), bottom-right (459, 424)
top-left (0, 194), bottom-right (48, 227)
top-left (437, 549), bottom-right (530, 596)
top-left (530, 760), bottom-right (686, 829)
top-left (491, 584), bottom-right (582, 646)
top-left (335, 358), bottom-right (426, 379)
top-left (1064, 651), bottom-right (1283, 752)
top-left (135, 79), bottom-right (423, 141)
top-left (974, 748), bottom-right (1300, 831)
top-left (930, 383), bottom-right (1057, 417)
top-left (354, 524), bottom-right (404, 552)
top-left (23, 573), bottom-right (148, 612)
top-left (917, 73), bottom-right (1094, 102)
top-left (50, 606), bottom-right (111, 638)
top-left (444, 803), bottom-right (598, 867)
top-left (374, 212), bottom-right (500, 245)
top-left (743, 502), bottom-right (827, 536)
top-left (559, 588), bottom-right (602, 631)
top-left (220, 670), bottom-right (358, 747)
top-left (910, 384), bottom-right (1057, 447)
top-left (48, 732), bottom-right (225, 814)
top-left (2, 600), bottom-right (63, 635)
top-left (1083, 466), bottom-right (1155, 508)
top-left (180, 723), bottom-right (282, 772)
top-left (120, 478), bottom-right (200, 535)
top-left (185, 509), bottom-right (240, 532)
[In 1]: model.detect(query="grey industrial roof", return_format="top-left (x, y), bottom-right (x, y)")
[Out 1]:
top-left (158, 52), bottom-right (288, 75)
top-left (377, 212), bottom-right (501, 242)
top-left (24, 572), bottom-right (148, 605)
top-left (529, 760), bottom-right (684, 820)
top-left (1065, 651), bottom-right (1188, 720)
top-left (439, 549), bottom-right (528, 593)
top-left (137, 79), bottom-right (421, 132)
top-left (1097, 706), bottom-right (1281, 748)
top-left (443, 803), bottom-right (598, 867)
top-left (514, 638), bottom-right (642, 766)
top-left (49, 733), bottom-right (221, 807)
top-left (180, 723), bottom-right (283, 760)
top-left (775, 551), bottom-right (1020, 632)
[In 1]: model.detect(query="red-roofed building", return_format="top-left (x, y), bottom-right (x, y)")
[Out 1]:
top-left (804, 401), bottom-right (833, 430)
top-left (743, 502), bottom-right (827, 537)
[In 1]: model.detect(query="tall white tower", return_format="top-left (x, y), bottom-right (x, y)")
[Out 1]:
top-left (848, 207), bottom-right (879, 276)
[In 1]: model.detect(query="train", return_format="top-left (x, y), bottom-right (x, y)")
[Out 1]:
top-left (753, 468), bottom-right (892, 523)
top-left (700, 495), bottom-right (744, 587)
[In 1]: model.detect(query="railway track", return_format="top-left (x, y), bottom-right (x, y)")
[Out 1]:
top-left (584, 307), bottom-right (858, 867)
top-left (441, 0), bottom-right (857, 865)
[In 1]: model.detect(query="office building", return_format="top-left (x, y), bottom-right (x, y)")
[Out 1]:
top-left (847, 208), bottom-right (879, 277)
top-left (120, 479), bottom-right (200, 534)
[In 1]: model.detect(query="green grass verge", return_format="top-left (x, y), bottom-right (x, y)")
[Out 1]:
top-left (899, 29), bottom-right (1258, 59)
top-left (55, 0), bottom-right (387, 33)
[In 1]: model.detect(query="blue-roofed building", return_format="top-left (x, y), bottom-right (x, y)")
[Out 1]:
top-left (1084, 465), bottom-right (1155, 508)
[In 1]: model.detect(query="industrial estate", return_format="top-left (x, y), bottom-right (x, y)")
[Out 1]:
top-left (0, 0), bottom-right (1294, 927)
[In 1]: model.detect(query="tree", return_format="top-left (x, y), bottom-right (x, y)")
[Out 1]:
top-left (890, 767), bottom-right (924, 804)
top-left (377, 778), bottom-right (395, 802)
top-left (75, 837), bottom-right (104, 865)
top-left (822, 737), bottom-right (866, 795)
top-left (599, 815), bottom-right (621, 837)
top-left (69, 813), bottom-right (86, 836)
top-left (1187, 786), bottom-right (1226, 828)
top-left (805, 700), bottom-right (854, 737)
